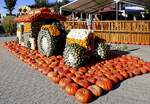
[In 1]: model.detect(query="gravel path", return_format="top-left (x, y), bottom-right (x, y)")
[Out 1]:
top-left (0, 36), bottom-right (150, 104)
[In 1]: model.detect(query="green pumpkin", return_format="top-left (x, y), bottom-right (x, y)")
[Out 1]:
top-left (38, 28), bottom-right (66, 57)
top-left (63, 43), bottom-right (89, 68)
top-left (93, 42), bottom-right (110, 59)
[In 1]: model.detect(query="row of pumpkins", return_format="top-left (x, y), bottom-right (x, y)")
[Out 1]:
top-left (3, 41), bottom-right (150, 103)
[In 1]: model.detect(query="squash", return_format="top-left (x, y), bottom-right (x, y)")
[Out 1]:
top-left (96, 77), bottom-right (113, 91)
top-left (65, 83), bottom-right (79, 95)
top-left (88, 85), bottom-right (103, 97)
top-left (59, 78), bottom-right (72, 89)
top-left (75, 88), bottom-right (92, 103)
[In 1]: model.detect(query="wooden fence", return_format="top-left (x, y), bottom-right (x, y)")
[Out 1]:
top-left (62, 21), bottom-right (150, 44)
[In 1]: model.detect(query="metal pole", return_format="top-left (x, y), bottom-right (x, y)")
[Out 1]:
top-left (116, 2), bottom-right (118, 20)
top-left (60, 7), bottom-right (62, 15)
top-left (80, 12), bottom-right (83, 20)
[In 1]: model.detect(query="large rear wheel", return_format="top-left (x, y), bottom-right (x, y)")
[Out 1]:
top-left (38, 28), bottom-right (66, 57)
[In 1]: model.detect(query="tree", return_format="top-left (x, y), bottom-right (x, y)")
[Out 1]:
top-left (54, 0), bottom-right (70, 12)
top-left (62, 0), bottom-right (69, 4)
top-left (144, 7), bottom-right (150, 20)
top-left (34, 0), bottom-right (48, 7)
top-left (4, 0), bottom-right (17, 15)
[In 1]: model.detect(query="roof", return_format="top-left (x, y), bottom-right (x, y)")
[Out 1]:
top-left (16, 8), bottom-right (66, 23)
top-left (60, 0), bottom-right (150, 13)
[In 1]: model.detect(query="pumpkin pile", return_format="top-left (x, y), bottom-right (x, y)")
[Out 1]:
top-left (3, 41), bottom-right (150, 103)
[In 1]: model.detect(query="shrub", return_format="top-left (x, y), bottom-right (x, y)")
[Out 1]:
top-left (2, 16), bottom-right (17, 35)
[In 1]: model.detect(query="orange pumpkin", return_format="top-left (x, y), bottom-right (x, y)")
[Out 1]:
top-left (132, 69), bottom-right (141, 75)
top-left (107, 75), bottom-right (119, 84)
top-left (119, 70), bottom-right (129, 79)
top-left (88, 85), bottom-right (103, 97)
top-left (87, 77), bottom-right (97, 84)
top-left (59, 78), bottom-right (72, 89)
top-left (65, 83), bottom-right (79, 95)
top-left (78, 80), bottom-right (91, 89)
top-left (47, 71), bottom-right (57, 79)
top-left (140, 68), bottom-right (148, 74)
top-left (75, 88), bottom-right (92, 103)
top-left (114, 72), bottom-right (124, 81)
top-left (51, 75), bottom-right (61, 84)
top-left (96, 77), bottom-right (113, 91)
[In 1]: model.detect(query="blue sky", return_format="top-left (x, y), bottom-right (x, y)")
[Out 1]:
top-left (0, 0), bottom-right (58, 15)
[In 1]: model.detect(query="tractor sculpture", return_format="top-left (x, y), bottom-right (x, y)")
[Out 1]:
top-left (16, 8), bottom-right (110, 68)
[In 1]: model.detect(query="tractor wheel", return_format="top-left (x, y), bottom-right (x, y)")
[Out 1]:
top-left (38, 29), bottom-right (52, 57)
top-left (37, 29), bottom-right (66, 57)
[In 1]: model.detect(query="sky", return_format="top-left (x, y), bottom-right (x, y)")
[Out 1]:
top-left (0, 0), bottom-right (58, 16)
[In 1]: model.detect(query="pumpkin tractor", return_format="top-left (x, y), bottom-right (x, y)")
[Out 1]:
top-left (16, 8), bottom-right (110, 68)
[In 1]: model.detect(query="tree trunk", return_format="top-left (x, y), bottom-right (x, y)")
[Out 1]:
top-left (9, 9), bottom-right (12, 15)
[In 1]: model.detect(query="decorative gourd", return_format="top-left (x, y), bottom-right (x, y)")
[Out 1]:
top-left (93, 42), bottom-right (110, 59)
top-left (63, 43), bottom-right (89, 68)
top-left (37, 28), bottom-right (66, 56)
top-left (66, 29), bottom-right (94, 49)
top-left (41, 25), bottom-right (60, 37)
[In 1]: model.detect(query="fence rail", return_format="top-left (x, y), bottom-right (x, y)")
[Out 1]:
top-left (62, 21), bottom-right (150, 33)
top-left (62, 21), bottom-right (150, 44)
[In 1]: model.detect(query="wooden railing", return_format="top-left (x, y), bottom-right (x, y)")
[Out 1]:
top-left (62, 21), bottom-right (150, 33)
top-left (62, 21), bottom-right (150, 45)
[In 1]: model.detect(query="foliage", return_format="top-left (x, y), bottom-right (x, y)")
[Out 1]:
top-left (4, 0), bottom-right (17, 15)
top-left (54, 0), bottom-right (70, 12)
top-left (2, 16), bottom-right (17, 35)
top-left (34, 0), bottom-right (48, 7)
top-left (144, 7), bottom-right (150, 20)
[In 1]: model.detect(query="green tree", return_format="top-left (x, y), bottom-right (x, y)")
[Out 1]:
top-left (54, 0), bottom-right (70, 12)
top-left (144, 7), bottom-right (150, 20)
top-left (4, 0), bottom-right (17, 15)
top-left (61, 0), bottom-right (69, 4)
top-left (34, 0), bottom-right (48, 7)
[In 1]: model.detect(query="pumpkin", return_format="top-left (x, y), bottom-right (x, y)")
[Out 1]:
top-left (75, 88), bottom-right (92, 103)
top-left (114, 72), bottom-right (124, 81)
top-left (59, 78), bottom-right (72, 89)
top-left (132, 69), bottom-right (141, 75)
top-left (78, 67), bottom-right (88, 73)
top-left (96, 77), bottom-right (113, 91)
top-left (127, 70), bottom-right (134, 78)
top-left (119, 70), bottom-right (129, 79)
top-left (47, 71), bottom-right (57, 79)
top-left (87, 77), bottom-right (97, 84)
top-left (42, 67), bottom-right (51, 75)
top-left (71, 76), bottom-right (80, 83)
top-left (56, 55), bottom-right (63, 60)
top-left (140, 68), bottom-right (148, 74)
top-left (88, 85), bottom-right (103, 97)
top-left (78, 80), bottom-right (91, 88)
top-left (38, 66), bottom-right (44, 72)
top-left (69, 68), bottom-right (77, 74)
top-left (51, 75), bottom-right (61, 84)
top-left (107, 75), bottom-right (119, 84)
top-left (66, 73), bottom-right (74, 78)
top-left (65, 83), bottom-right (79, 95)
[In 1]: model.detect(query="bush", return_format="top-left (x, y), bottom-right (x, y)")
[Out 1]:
top-left (2, 16), bottom-right (17, 35)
